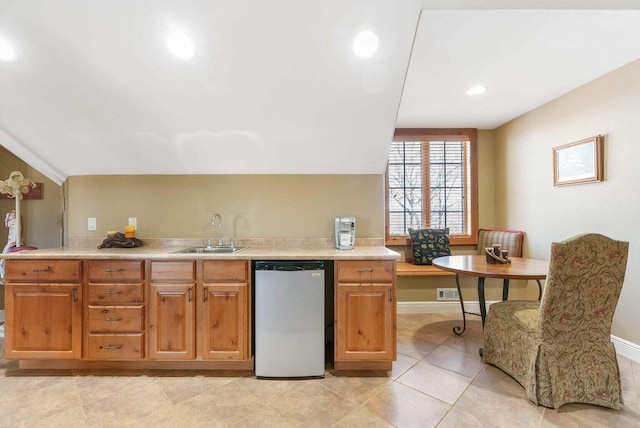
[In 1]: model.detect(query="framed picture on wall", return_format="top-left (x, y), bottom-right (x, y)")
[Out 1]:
top-left (553, 136), bottom-right (603, 186)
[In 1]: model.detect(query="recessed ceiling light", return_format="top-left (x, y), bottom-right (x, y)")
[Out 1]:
top-left (166, 31), bottom-right (196, 61)
top-left (353, 30), bottom-right (378, 59)
top-left (0, 37), bottom-right (18, 63)
top-left (466, 85), bottom-right (488, 95)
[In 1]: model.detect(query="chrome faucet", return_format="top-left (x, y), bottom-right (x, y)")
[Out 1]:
top-left (211, 213), bottom-right (224, 247)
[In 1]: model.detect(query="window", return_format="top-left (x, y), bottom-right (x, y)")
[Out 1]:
top-left (386, 129), bottom-right (478, 246)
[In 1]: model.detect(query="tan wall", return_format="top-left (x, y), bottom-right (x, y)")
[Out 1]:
top-left (494, 58), bottom-right (640, 344)
top-left (66, 174), bottom-right (384, 240)
top-left (0, 146), bottom-right (63, 249)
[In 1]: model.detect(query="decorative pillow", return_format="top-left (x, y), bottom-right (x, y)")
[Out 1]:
top-left (408, 228), bottom-right (451, 265)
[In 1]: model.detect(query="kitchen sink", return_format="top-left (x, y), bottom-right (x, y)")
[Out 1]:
top-left (172, 246), bottom-right (247, 254)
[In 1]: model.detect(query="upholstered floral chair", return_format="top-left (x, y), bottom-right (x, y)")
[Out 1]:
top-left (482, 233), bottom-right (629, 409)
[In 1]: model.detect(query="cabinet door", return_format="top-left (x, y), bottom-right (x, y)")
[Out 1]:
top-left (335, 283), bottom-right (395, 361)
top-left (4, 283), bottom-right (82, 359)
top-left (199, 283), bottom-right (248, 360)
top-left (148, 284), bottom-right (195, 360)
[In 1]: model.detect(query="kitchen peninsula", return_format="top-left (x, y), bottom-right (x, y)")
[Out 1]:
top-left (1, 242), bottom-right (400, 373)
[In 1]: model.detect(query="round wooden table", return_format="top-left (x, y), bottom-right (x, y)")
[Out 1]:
top-left (432, 255), bottom-right (548, 334)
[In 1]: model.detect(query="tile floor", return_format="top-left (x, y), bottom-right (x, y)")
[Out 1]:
top-left (1, 313), bottom-right (639, 427)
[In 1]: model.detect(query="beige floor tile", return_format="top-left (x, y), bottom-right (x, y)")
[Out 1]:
top-left (319, 370), bottom-right (392, 405)
top-left (82, 376), bottom-right (181, 428)
top-left (454, 383), bottom-right (544, 428)
top-left (260, 381), bottom-right (357, 427)
top-left (0, 377), bottom-right (82, 427)
top-left (472, 365), bottom-right (528, 399)
top-left (175, 380), bottom-right (260, 426)
top-left (332, 405), bottom-right (395, 428)
top-left (396, 359), bottom-right (473, 405)
top-left (396, 331), bottom-right (439, 360)
top-left (26, 406), bottom-right (88, 428)
top-left (540, 402), bottom-right (640, 427)
top-left (390, 352), bottom-right (419, 380)
top-left (152, 370), bottom-right (240, 405)
top-left (364, 381), bottom-right (450, 427)
top-left (437, 407), bottom-right (497, 428)
top-left (422, 343), bottom-right (484, 379)
top-left (442, 330), bottom-right (485, 356)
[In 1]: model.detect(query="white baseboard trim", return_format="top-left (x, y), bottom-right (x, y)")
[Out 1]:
top-left (611, 335), bottom-right (640, 364)
top-left (397, 302), bottom-right (640, 364)
top-left (397, 300), bottom-right (498, 314)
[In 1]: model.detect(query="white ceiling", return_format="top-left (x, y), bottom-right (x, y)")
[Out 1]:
top-left (1, 1), bottom-right (640, 184)
top-left (397, 8), bottom-right (640, 129)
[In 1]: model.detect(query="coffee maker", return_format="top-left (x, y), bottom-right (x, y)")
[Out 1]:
top-left (335, 217), bottom-right (356, 250)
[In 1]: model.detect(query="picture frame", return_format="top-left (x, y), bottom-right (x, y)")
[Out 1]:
top-left (553, 136), bottom-right (603, 186)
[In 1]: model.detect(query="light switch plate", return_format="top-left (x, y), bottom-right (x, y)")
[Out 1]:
top-left (128, 217), bottom-right (137, 228)
top-left (88, 217), bottom-right (97, 231)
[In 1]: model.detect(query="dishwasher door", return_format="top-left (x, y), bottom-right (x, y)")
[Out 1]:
top-left (254, 261), bottom-right (325, 378)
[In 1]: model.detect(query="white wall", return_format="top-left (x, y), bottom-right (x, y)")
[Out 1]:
top-left (495, 58), bottom-right (640, 344)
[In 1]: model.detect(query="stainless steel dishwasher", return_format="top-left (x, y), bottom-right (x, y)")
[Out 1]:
top-left (254, 260), bottom-right (325, 378)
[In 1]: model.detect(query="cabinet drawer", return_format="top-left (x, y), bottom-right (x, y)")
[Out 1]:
top-left (203, 260), bottom-right (248, 282)
top-left (6, 260), bottom-right (81, 282)
top-left (86, 333), bottom-right (144, 360)
top-left (87, 305), bottom-right (144, 332)
top-left (336, 261), bottom-right (395, 283)
top-left (150, 261), bottom-right (195, 282)
top-left (87, 261), bottom-right (144, 282)
top-left (87, 283), bottom-right (144, 303)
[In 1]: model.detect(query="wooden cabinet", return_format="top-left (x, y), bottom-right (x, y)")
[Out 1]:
top-left (148, 260), bottom-right (250, 362)
top-left (335, 260), bottom-right (396, 369)
top-left (149, 261), bottom-right (196, 360)
top-left (4, 260), bottom-right (82, 359)
top-left (84, 260), bottom-right (145, 360)
top-left (200, 260), bottom-right (249, 361)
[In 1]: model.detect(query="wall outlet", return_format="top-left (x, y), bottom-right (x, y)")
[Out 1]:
top-left (88, 217), bottom-right (97, 231)
top-left (128, 217), bottom-right (137, 228)
top-left (437, 288), bottom-right (460, 301)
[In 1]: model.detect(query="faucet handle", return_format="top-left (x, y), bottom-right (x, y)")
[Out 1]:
top-left (230, 238), bottom-right (235, 249)
top-left (206, 240), bottom-right (213, 249)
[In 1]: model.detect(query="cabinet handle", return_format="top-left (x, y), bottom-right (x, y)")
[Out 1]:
top-left (357, 269), bottom-right (374, 273)
top-left (105, 317), bottom-right (123, 322)
top-left (32, 267), bottom-right (52, 273)
top-left (389, 287), bottom-right (392, 302)
top-left (100, 345), bottom-right (122, 350)
top-left (104, 268), bottom-right (124, 273)
top-left (187, 288), bottom-right (192, 302)
top-left (104, 290), bottom-right (122, 295)
top-left (72, 287), bottom-right (78, 302)
top-left (203, 286), bottom-right (208, 302)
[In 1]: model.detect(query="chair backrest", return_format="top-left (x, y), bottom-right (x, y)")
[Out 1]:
top-left (539, 233), bottom-right (629, 342)
top-left (477, 228), bottom-right (524, 258)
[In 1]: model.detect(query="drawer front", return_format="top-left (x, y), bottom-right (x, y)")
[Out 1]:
top-left (87, 261), bottom-right (144, 282)
top-left (337, 260), bottom-right (395, 283)
top-left (6, 260), bottom-right (81, 282)
top-left (150, 261), bottom-right (195, 282)
top-left (86, 333), bottom-right (144, 360)
top-left (87, 305), bottom-right (144, 332)
top-left (87, 283), bottom-right (144, 303)
top-left (203, 260), bottom-right (248, 282)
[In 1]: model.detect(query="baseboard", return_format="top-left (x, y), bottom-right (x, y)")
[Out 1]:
top-left (397, 302), bottom-right (640, 364)
top-left (397, 300), bottom-right (498, 314)
top-left (611, 335), bottom-right (640, 364)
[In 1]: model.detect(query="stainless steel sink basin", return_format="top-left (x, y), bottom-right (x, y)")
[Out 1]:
top-left (172, 246), bottom-right (247, 254)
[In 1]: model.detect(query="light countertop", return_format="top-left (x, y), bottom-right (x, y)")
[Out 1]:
top-left (0, 245), bottom-right (400, 261)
